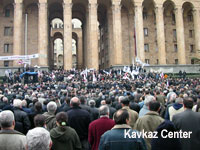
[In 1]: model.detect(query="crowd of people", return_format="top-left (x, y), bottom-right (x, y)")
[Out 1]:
top-left (0, 68), bottom-right (200, 150)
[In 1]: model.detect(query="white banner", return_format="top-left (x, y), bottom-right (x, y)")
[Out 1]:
top-left (0, 54), bottom-right (39, 61)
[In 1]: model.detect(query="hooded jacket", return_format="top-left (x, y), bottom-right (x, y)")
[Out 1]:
top-left (43, 112), bottom-right (57, 131)
top-left (168, 103), bottom-right (184, 121)
top-left (50, 126), bottom-right (82, 150)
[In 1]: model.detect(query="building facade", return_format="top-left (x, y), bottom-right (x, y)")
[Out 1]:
top-left (0, 0), bottom-right (199, 70)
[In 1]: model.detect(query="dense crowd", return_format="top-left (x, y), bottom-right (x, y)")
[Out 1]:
top-left (0, 68), bottom-right (200, 150)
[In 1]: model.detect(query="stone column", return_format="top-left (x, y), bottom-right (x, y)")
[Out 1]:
top-left (107, 9), bottom-right (113, 67)
top-left (112, 0), bottom-right (123, 66)
top-left (38, 0), bottom-right (48, 67)
top-left (63, 0), bottom-right (72, 70)
top-left (88, 0), bottom-right (99, 69)
top-left (134, 2), bottom-right (145, 62)
top-left (174, 6), bottom-right (186, 64)
top-left (77, 35), bottom-right (83, 69)
top-left (193, 7), bottom-right (200, 58)
top-left (128, 10), bottom-right (135, 62)
top-left (155, 4), bottom-right (166, 65)
top-left (13, 0), bottom-right (23, 66)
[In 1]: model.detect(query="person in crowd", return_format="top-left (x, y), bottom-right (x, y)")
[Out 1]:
top-left (112, 95), bottom-right (123, 110)
top-left (139, 95), bottom-right (156, 117)
top-left (192, 96), bottom-right (200, 112)
top-left (155, 90), bottom-right (165, 106)
top-left (135, 101), bottom-right (164, 150)
top-left (167, 97), bottom-right (184, 121)
top-left (67, 97), bottom-right (91, 150)
top-left (34, 114), bottom-right (46, 128)
top-left (29, 101), bottom-right (43, 128)
top-left (22, 100), bottom-right (32, 114)
top-left (129, 95), bottom-right (141, 113)
top-left (43, 101), bottom-right (57, 131)
top-left (88, 105), bottom-right (115, 150)
top-left (59, 97), bottom-right (71, 112)
top-left (120, 96), bottom-right (138, 128)
top-left (172, 97), bottom-right (200, 150)
top-left (0, 110), bottom-right (26, 150)
top-left (13, 99), bottom-right (31, 134)
top-left (105, 98), bottom-right (116, 119)
top-left (50, 112), bottom-right (82, 150)
top-left (99, 109), bottom-right (146, 150)
top-left (80, 96), bottom-right (91, 113)
top-left (151, 120), bottom-right (182, 150)
top-left (88, 99), bottom-right (99, 121)
top-left (26, 127), bottom-right (52, 150)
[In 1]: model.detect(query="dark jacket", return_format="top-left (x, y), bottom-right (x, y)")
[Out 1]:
top-left (67, 106), bottom-right (91, 141)
top-left (89, 106), bottom-right (99, 121)
top-left (80, 104), bottom-right (91, 113)
top-left (99, 124), bottom-right (147, 150)
top-left (13, 107), bottom-right (31, 134)
top-left (43, 112), bottom-right (57, 131)
top-left (172, 109), bottom-right (200, 150)
top-left (50, 126), bottom-right (82, 150)
top-left (108, 105), bottom-right (116, 119)
top-left (151, 120), bottom-right (182, 150)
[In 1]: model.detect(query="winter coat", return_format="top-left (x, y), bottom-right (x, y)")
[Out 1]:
top-left (172, 109), bottom-right (200, 150)
top-left (88, 116), bottom-right (115, 150)
top-left (13, 107), bottom-right (31, 134)
top-left (168, 103), bottom-right (184, 121)
top-left (99, 124), bottom-right (147, 150)
top-left (151, 120), bottom-right (182, 150)
top-left (50, 126), bottom-right (82, 150)
top-left (43, 112), bottom-right (57, 131)
top-left (135, 111), bottom-right (164, 150)
top-left (0, 129), bottom-right (26, 150)
top-left (67, 106), bottom-right (91, 141)
top-left (122, 106), bottom-right (138, 129)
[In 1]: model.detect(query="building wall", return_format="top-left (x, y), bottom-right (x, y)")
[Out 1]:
top-left (0, 0), bottom-right (199, 69)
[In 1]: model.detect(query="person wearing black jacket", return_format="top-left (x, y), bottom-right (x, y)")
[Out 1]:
top-left (13, 99), bottom-right (31, 134)
top-left (67, 97), bottom-right (91, 150)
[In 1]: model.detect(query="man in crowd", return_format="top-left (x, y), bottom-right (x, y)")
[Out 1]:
top-left (139, 95), bottom-right (156, 117)
top-left (0, 110), bottom-right (26, 150)
top-left (13, 99), bottom-right (31, 134)
top-left (120, 96), bottom-right (138, 128)
top-left (88, 105), bottom-right (115, 150)
top-left (26, 127), bottom-right (52, 150)
top-left (43, 101), bottom-right (57, 131)
top-left (135, 101), bottom-right (164, 150)
top-left (172, 97), bottom-right (200, 150)
top-left (67, 97), bottom-right (91, 150)
top-left (88, 99), bottom-right (99, 121)
top-left (167, 97), bottom-right (184, 121)
top-left (99, 109), bottom-right (146, 150)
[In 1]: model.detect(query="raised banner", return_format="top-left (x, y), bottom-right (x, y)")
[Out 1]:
top-left (0, 54), bottom-right (39, 61)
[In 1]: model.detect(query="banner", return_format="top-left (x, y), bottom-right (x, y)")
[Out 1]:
top-left (0, 54), bottom-right (39, 61)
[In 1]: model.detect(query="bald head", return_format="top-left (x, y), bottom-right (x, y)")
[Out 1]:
top-left (70, 97), bottom-right (80, 107)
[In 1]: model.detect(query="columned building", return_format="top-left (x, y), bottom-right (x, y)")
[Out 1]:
top-left (0, 0), bottom-right (199, 70)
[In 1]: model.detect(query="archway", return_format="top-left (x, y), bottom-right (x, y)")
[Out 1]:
top-left (182, 2), bottom-right (195, 64)
top-left (163, 0), bottom-right (176, 64)
top-left (53, 37), bottom-right (63, 69)
top-left (51, 18), bottom-right (64, 69)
